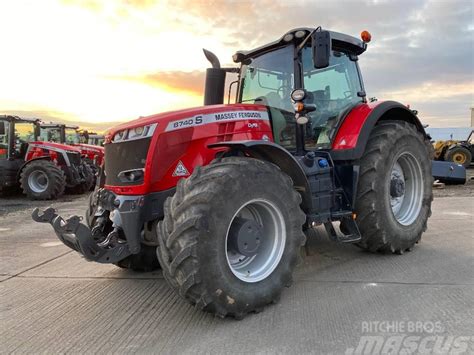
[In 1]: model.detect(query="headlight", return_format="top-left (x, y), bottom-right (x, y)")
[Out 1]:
top-left (113, 130), bottom-right (127, 142)
top-left (283, 33), bottom-right (294, 42)
top-left (295, 30), bottom-right (306, 39)
top-left (128, 126), bottom-right (144, 139)
top-left (291, 89), bottom-right (306, 102)
top-left (112, 123), bottom-right (157, 143)
top-left (117, 168), bottom-right (144, 183)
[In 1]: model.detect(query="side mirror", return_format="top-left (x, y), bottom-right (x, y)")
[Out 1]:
top-left (0, 121), bottom-right (5, 135)
top-left (312, 30), bottom-right (331, 69)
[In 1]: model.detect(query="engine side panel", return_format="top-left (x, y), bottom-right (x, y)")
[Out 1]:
top-left (104, 104), bottom-right (274, 195)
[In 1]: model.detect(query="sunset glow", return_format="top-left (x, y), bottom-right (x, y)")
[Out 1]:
top-left (1, 0), bottom-right (472, 130)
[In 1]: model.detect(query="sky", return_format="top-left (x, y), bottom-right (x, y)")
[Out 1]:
top-left (0, 0), bottom-right (473, 131)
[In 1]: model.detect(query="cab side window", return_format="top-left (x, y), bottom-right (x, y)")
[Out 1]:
top-left (240, 46), bottom-right (296, 150)
top-left (14, 123), bottom-right (35, 158)
top-left (0, 121), bottom-right (9, 159)
top-left (303, 50), bottom-right (362, 147)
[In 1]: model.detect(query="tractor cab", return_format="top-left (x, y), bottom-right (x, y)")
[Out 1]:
top-left (0, 116), bottom-right (40, 161)
top-left (205, 28), bottom-right (369, 154)
top-left (87, 134), bottom-right (105, 146)
top-left (38, 123), bottom-right (81, 144)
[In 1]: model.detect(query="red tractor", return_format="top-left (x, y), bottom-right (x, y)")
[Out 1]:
top-left (34, 28), bottom-right (433, 318)
top-left (38, 123), bottom-right (104, 178)
top-left (87, 133), bottom-right (105, 147)
top-left (0, 115), bottom-right (94, 199)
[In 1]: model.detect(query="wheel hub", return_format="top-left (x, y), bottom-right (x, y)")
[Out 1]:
top-left (390, 177), bottom-right (405, 198)
top-left (28, 170), bottom-right (49, 193)
top-left (228, 217), bottom-right (263, 257)
top-left (225, 199), bottom-right (286, 283)
top-left (453, 153), bottom-right (466, 164)
top-left (389, 153), bottom-right (424, 226)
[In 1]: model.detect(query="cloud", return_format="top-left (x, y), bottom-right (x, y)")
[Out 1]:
top-left (1, 0), bottom-right (472, 127)
top-left (136, 71), bottom-right (206, 95)
top-left (166, 0), bottom-right (474, 125)
top-left (1, 109), bottom-right (121, 133)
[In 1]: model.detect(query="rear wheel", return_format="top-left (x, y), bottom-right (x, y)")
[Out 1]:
top-left (354, 121), bottom-right (433, 254)
top-left (444, 146), bottom-right (471, 168)
top-left (157, 157), bottom-right (306, 318)
top-left (20, 160), bottom-right (65, 200)
top-left (83, 158), bottom-right (98, 190)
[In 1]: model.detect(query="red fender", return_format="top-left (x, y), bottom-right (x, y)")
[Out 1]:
top-left (331, 100), bottom-right (426, 160)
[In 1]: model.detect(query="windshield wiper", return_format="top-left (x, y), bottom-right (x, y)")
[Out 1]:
top-left (296, 26), bottom-right (321, 53)
top-left (240, 98), bottom-right (264, 103)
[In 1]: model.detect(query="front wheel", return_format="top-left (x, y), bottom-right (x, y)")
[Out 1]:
top-left (157, 157), bottom-right (306, 318)
top-left (20, 160), bottom-right (66, 200)
top-left (68, 162), bottom-right (94, 194)
top-left (354, 121), bottom-right (433, 254)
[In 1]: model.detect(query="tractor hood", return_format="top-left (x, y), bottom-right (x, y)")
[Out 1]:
top-left (73, 143), bottom-right (104, 153)
top-left (31, 141), bottom-right (82, 153)
top-left (106, 103), bottom-right (268, 139)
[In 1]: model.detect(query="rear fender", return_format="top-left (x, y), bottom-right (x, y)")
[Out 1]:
top-left (331, 101), bottom-right (427, 161)
top-left (209, 140), bottom-right (312, 212)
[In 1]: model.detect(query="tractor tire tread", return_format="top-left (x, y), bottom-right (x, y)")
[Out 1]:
top-left (157, 157), bottom-right (305, 319)
top-left (20, 160), bottom-right (65, 200)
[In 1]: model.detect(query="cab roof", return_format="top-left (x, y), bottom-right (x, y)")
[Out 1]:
top-left (0, 115), bottom-right (40, 124)
top-left (233, 27), bottom-right (367, 63)
top-left (41, 123), bottom-right (79, 130)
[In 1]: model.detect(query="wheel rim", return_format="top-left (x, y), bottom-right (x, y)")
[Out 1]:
top-left (452, 152), bottom-right (466, 164)
top-left (389, 152), bottom-right (424, 226)
top-left (225, 199), bottom-right (286, 283)
top-left (28, 170), bottom-right (49, 193)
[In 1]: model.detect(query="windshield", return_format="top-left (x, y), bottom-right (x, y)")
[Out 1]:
top-left (65, 128), bottom-right (80, 144)
top-left (0, 121), bottom-right (9, 158)
top-left (13, 122), bottom-right (37, 157)
top-left (240, 45), bottom-right (296, 150)
top-left (302, 47), bottom-right (362, 148)
top-left (15, 122), bottom-right (37, 143)
top-left (39, 127), bottom-right (61, 142)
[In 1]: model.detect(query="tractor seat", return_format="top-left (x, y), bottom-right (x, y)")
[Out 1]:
top-left (310, 90), bottom-right (330, 109)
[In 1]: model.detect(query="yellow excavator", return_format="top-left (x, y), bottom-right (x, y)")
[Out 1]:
top-left (433, 130), bottom-right (473, 168)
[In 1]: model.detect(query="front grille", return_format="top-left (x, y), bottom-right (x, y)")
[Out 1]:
top-left (104, 138), bottom-right (151, 186)
top-left (67, 152), bottom-right (81, 166)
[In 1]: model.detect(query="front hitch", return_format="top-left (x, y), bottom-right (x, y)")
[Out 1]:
top-left (32, 207), bottom-right (131, 263)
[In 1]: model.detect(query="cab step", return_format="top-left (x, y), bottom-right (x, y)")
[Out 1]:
top-left (324, 218), bottom-right (361, 243)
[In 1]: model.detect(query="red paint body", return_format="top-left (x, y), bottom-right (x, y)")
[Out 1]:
top-left (26, 141), bottom-right (81, 163)
top-left (105, 102), bottom-right (380, 196)
top-left (105, 104), bottom-right (273, 195)
top-left (332, 101), bottom-right (382, 150)
top-left (72, 143), bottom-right (104, 165)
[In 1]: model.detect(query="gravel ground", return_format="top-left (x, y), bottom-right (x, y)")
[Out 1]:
top-left (433, 167), bottom-right (474, 198)
top-left (0, 172), bottom-right (473, 353)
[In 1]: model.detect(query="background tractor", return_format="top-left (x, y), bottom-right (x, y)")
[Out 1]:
top-left (39, 123), bottom-right (104, 186)
top-left (433, 129), bottom-right (473, 168)
top-left (85, 133), bottom-right (105, 146)
top-left (0, 115), bottom-right (93, 199)
top-left (34, 27), bottom-right (433, 318)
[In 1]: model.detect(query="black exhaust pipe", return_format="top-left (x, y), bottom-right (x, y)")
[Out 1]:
top-left (203, 49), bottom-right (226, 106)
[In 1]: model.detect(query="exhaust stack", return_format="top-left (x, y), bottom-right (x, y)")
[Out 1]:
top-left (203, 49), bottom-right (226, 106)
